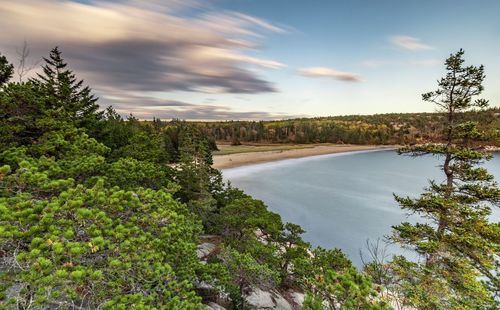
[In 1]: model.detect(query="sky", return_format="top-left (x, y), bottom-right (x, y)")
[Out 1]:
top-left (0, 0), bottom-right (499, 120)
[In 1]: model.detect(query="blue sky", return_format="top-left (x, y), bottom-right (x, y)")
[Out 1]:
top-left (0, 0), bottom-right (499, 119)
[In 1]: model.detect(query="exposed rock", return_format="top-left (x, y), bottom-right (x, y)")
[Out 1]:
top-left (255, 228), bottom-right (265, 238)
top-left (195, 281), bottom-right (215, 290)
top-left (288, 291), bottom-right (305, 309)
top-left (4, 283), bottom-right (22, 301)
top-left (197, 242), bottom-right (216, 259)
top-left (205, 302), bottom-right (226, 310)
top-left (245, 288), bottom-right (293, 310)
top-left (200, 234), bottom-right (218, 240)
top-left (195, 280), bottom-right (220, 304)
top-left (272, 291), bottom-right (293, 310)
top-left (246, 288), bottom-right (275, 308)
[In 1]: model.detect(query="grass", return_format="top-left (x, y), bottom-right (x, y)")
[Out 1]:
top-left (213, 143), bottom-right (316, 156)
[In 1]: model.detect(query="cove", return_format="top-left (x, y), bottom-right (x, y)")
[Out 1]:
top-left (222, 150), bottom-right (500, 267)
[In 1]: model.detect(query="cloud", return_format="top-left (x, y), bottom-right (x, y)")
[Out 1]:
top-left (231, 12), bottom-right (287, 34)
top-left (98, 92), bottom-right (297, 120)
top-left (198, 11), bottom-right (287, 36)
top-left (389, 36), bottom-right (433, 51)
top-left (117, 105), bottom-right (294, 121)
top-left (0, 0), bottom-right (285, 95)
top-left (298, 67), bottom-right (362, 82)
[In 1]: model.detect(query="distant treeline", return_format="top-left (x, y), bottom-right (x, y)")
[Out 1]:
top-left (190, 109), bottom-right (499, 146)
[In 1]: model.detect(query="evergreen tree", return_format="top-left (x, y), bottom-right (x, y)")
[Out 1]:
top-left (0, 126), bottom-right (203, 308)
top-left (93, 106), bottom-right (133, 152)
top-left (31, 47), bottom-right (102, 129)
top-left (219, 247), bottom-right (279, 309)
top-left (175, 126), bottom-right (218, 225)
top-left (302, 268), bottom-right (390, 310)
top-left (390, 49), bottom-right (500, 308)
top-left (298, 247), bottom-right (389, 309)
top-left (0, 53), bottom-right (47, 147)
top-left (215, 197), bottom-right (282, 251)
top-left (0, 53), bottom-right (14, 87)
top-left (0, 82), bottom-right (46, 147)
top-left (277, 223), bottom-right (310, 285)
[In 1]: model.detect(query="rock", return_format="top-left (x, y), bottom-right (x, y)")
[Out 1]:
top-left (205, 302), bottom-right (226, 310)
top-left (195, 280), bottom-right (219, 303)
top-left (272, 290), bottom-right (293, 310)
top-left (5, 283), bottom-right (22, 301)
top-left (245, 288), bottom-right (275, 308)
top-left (288, 291), bottom-right (305, 308)
top-left (200, 234), bottom-right (218, 240)
top-left (195, 281), bottom-right (214, 290)
top-left (197, 242), bottom-right (216, 259)
top-left (255, 228), bottom-right (265, 238)
top-left (245, 288), bottom-right (293, 310)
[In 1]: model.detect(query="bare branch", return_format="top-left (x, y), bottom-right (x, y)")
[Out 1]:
top-left (16, 40), bottom-right (40, 82)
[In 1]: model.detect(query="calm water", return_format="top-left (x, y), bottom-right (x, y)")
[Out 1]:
top-left (222, 150), bottom-right (500, 267)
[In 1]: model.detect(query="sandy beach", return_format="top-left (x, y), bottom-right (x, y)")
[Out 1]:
top-left (213, 144), bottom-right (396, 169)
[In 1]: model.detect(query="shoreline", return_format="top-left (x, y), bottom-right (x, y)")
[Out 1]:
top-left (212, 144), bottom-right (396, 169)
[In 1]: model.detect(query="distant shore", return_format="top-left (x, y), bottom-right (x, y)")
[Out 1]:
top-left (212, 144), bottom-right (396, 169)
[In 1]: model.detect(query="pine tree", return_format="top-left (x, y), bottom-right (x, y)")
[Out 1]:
top-left (0, 53), bottom-right (14, 87)
top-left (219, 247), bottom-right (279, 309)
top-left (390, 49), bottom-right (500, 308)
top-left (31, 47), bottom-right (102, 128)
top-left (0, 53), bottom-right (46, 147)
top-left (175, 125), bottom-right (217, 225)
top-left (298, 247), bottom-right (390, 309)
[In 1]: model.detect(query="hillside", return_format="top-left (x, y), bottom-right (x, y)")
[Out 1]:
top-left (195, 109), bottom-right (499, 146)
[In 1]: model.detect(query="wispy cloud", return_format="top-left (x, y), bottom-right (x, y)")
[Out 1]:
top-left (233, 12), bottom-right (287, 33)
top-left (200, 11), bottom-right (287, 35)
top-left (298, 67), bottom-right (362, 82)
top-left (389, 35), bottom-right (433, 51)
top-left (99, 92), bottom-right (297, 121)
top-left (0, 0), bottom-right (286, 95)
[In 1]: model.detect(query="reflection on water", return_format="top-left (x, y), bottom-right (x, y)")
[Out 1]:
top-left (223, 150), bottom-right (500, 267)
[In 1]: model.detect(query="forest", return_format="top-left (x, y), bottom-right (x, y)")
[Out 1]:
top-left (197, 109), bottom-right (499, 146)
top-left (0, 48), bottom-right (498, 309)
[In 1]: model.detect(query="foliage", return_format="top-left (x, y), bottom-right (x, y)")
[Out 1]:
top-left (30, 47), bottom-right (102, 131)
top-left (196, 108), bottom-right (499, 146)
top-left (303, 268), bottom-right (390, 310)
top-left (115, 131), bottom-right (171, 164)
top-left (104, 157), bottom-right (175, 190)
top-left (0, 52), bottom-right (14, 87)
top-left (0, 131), bottom-right (203, 308)
top-left (92, 107), bottom-right (137, 153)
top-left (387, 49), bottom-right (500, 309)
top-left (0, 82), bottom-right (46, 148)
top-left (277, 223), bottom-right (310, 285)
top-left (299, 248), bottom-right (389, 310)
top-left (215, 197), bottom-right (282, 250)
top-left (219, 247), bottom-right (279, 309)
top-left (174, 126), bottom-right (221, 227)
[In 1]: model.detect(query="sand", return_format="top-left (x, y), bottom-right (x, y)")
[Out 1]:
top-left (213, 144), bottom-right (396, 169)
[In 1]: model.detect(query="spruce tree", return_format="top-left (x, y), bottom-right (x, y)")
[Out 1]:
top-left (0, 53), bottom-right (46, 147)
top-left (31, 47), bottom-right (102, 128)
top-left (175, 125), bottom-right (218, 225)
top-left (0, 53), bottom-right (14, 87)
top-left (390, 49), bottom-right (500, 308)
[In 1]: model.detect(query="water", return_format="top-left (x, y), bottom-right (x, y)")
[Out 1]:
top-left (222, 150), bottom-right (500, 267)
